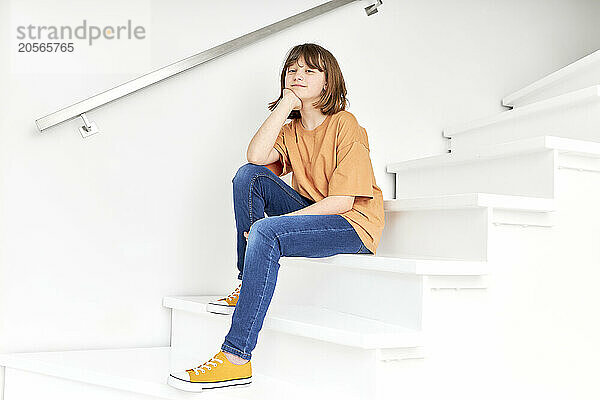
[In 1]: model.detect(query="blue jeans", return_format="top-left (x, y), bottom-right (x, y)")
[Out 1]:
top-left (220, 163), bottom-right (372, 360)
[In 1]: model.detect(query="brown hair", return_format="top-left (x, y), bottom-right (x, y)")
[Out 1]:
top-left (267, 43), bottom-right (349, 119)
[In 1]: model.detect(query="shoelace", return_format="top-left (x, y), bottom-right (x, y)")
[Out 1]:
top-left (190, 356), bottom-right (224, 375)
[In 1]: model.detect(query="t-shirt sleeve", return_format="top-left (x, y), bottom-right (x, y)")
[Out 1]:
top-left (328, 140), bottom-right (374, 198)
top-left (272, 125), bottom-right (291, 177)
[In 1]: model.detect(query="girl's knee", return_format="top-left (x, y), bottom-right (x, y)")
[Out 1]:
top-left (248, 218), bottom-right (278, 243)
top-left (232, 163), bottom-right (270, 184)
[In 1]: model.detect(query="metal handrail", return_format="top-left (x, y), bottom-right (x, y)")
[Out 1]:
top-left (36, 0), bottom-right (383, 135)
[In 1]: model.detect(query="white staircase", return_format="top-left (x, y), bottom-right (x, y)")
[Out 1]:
top-left (163, 253), bottom-right (488, 399)
top-left (2, 51), bottom-right (600, 400)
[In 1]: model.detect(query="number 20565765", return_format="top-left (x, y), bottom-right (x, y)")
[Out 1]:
top-left (18, 42), bottom-right (74, 52)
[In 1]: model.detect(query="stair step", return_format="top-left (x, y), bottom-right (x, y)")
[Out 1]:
top-left (503, 49), bottom-right (600, 107)
top-left (280, 251), bottom-right (488, 275)
top-left (445, 85), bottom-right (600, 137)
top-left (444, 87), bottom-right (600, 151)
top-left (389, 135), bottom-right (600, 172)
top-left (386, 135), bottom-right (600, 198)
top-left (0, 347), bottom-right (313, 399)
top-left (379, 191), bottom-right (557, 260)
top-left (385, 192), bottom-right (555, 212)
top-left (163, 296), bottom-right (423, 349)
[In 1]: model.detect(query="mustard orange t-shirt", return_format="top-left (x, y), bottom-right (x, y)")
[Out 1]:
top-left (271, 110), bottom-right (385, 254)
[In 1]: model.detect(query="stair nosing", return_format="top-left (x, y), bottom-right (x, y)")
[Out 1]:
top-left (502, 49), bottom-right (600, 107)
top-left (444, 85), bottom-right (600, 136)
top-left (274, 252), bottom-right (488, 276)
top-left (386, 135), bottom-right (600, 173)
top-left (384, 192), bottom-right (555, 212)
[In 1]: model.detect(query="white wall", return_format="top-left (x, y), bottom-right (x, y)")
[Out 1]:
top-left (0, 0), bottom-right (599, 353)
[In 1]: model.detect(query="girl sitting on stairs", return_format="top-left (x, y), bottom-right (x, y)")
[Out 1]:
top-left (167, 42), bottom-right (385, 392)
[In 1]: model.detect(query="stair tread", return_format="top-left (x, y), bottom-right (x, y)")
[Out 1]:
top-left (0, 346), bottom-right (312, 400)
top-left (387, 135), bottom-right (600, 172)
top-left (502, 49), bottom-right (600, 107)
top-left (279, 252), bottom-right (488, 275)
top-left (384, 192), bottom-right (555, 212)
top-left (444, 85), bottom-right (600, 136)
top-left (163, 297), bottom-right (423, 349)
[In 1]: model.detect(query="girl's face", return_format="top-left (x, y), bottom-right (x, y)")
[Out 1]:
top-left (284, 55), bottom-right (327, 106)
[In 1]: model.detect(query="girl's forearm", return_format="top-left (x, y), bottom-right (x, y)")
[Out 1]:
top-left (282, 196), bottom-right (350, 216)
top-left (247, 97), bottom-right (295, 164)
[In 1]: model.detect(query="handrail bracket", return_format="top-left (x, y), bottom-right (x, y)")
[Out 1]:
top-left (365, 0), bottom-right (383, 16)
top-left (78, 113), bottom-right (99, 138)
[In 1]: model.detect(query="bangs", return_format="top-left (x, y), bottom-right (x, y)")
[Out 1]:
top-left (286, 46), bottom-right (325, 72)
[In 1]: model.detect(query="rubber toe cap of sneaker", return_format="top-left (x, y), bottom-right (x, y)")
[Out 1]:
top-left (170, 370), bottom-right (191, 382)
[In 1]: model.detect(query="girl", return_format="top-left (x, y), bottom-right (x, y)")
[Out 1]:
top-left (168, 43), bottom-right (385, 392)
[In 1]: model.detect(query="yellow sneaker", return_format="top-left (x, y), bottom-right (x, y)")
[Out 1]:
top-left (167, 350), bottom-right (252, 392)
top-left (206, 283), bottom-right (241, 315)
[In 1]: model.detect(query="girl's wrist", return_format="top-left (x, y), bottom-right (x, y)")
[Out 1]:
top-left (279, 95), bottom-right (295, 110)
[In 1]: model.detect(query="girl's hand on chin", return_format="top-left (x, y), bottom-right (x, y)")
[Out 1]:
top-left (283, 88), bottom-right (302, 110)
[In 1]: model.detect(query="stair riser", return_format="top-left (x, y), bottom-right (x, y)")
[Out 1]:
top-left (394, 150), bottom-right (556, 198)
top-left (169, 310), bottom-right (379, 400)
top-left (271, 263), bottom-right (424, 330)
top-left (421, 282), bottom-right (491, 353)
top-left (449, 100), bottom-right (600, 151)
top-left (379, 207), bottom-right (490, 260)
top-left (504, 65), bottom-right (600, 107)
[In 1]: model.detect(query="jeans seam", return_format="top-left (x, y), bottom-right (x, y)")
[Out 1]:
top-left (275, 227), bottom-right (356, 238)
top-left (248, 172), bottom-right (308, 225)
top-left (242, 238), bottom-right (277, 354)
